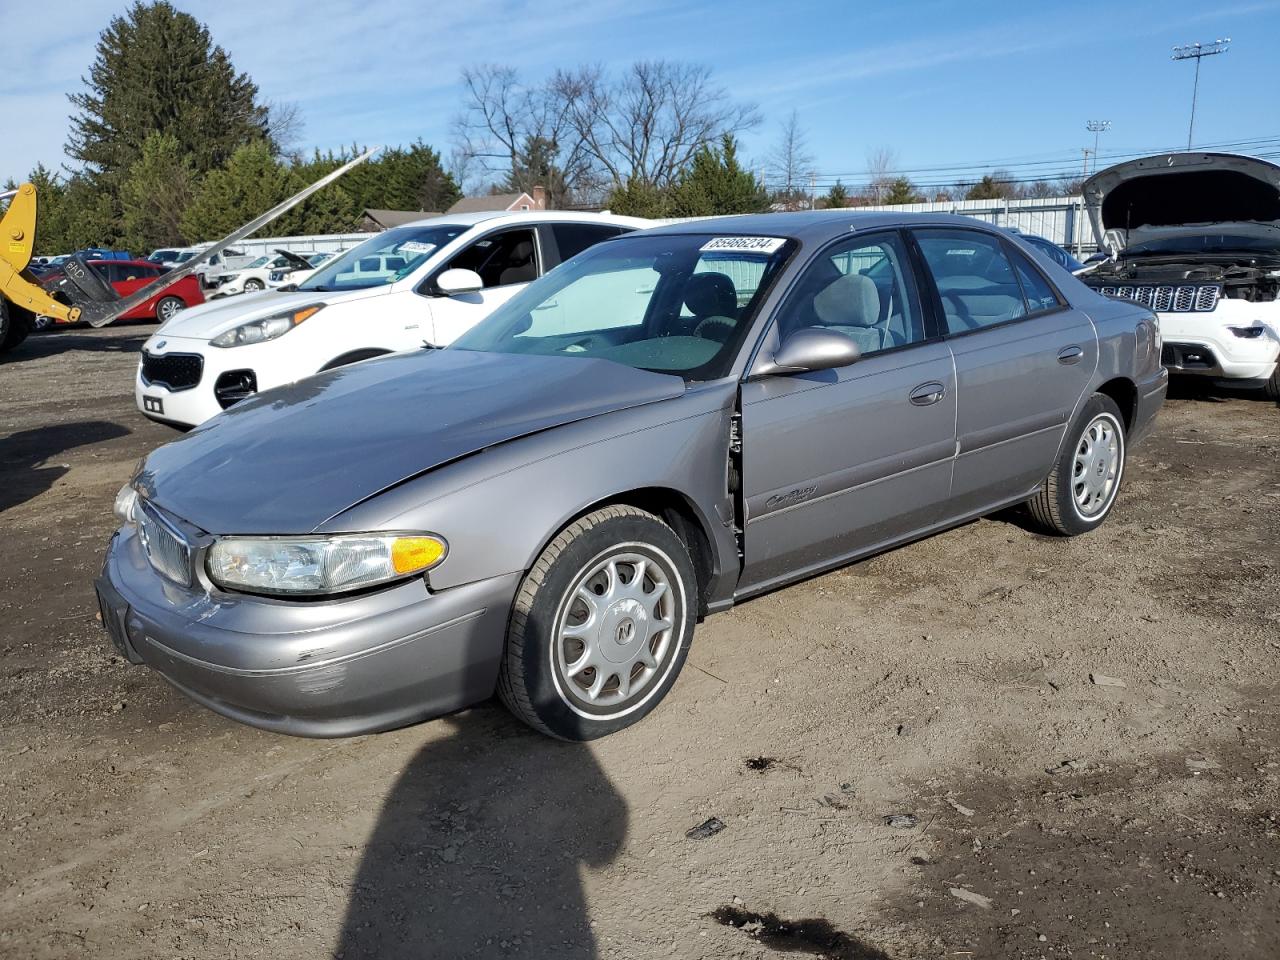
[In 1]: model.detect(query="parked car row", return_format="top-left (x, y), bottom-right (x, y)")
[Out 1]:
top-left (102, 203), bottom-right (1169, 742)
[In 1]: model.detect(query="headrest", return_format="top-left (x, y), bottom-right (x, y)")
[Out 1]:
top-left (813, 273), bottom-right (881, 328)
top-left (684, 272), bottom-right (737, 318)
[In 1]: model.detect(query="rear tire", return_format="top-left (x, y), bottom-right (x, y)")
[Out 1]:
top-left (1028, 394), bottom-right (1126, 536)
top-left (155, 296), bottom-right (184, 323)
top-left (0, 302), bottom-right (30, 353)
top-left (498, 505), bottom-right (696, 741)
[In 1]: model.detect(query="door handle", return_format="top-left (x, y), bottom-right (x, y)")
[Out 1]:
top-left (1057, 345), bottom-right (1084, 364)
top-left (909, 381), bottom-right (946, 406)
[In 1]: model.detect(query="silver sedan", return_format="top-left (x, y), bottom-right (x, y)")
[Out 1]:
top-left (97, 212), bottom-right (1168, 740)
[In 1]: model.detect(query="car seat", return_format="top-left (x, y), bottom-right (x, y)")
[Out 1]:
top-left (682, 272), bottom-right (738, 341)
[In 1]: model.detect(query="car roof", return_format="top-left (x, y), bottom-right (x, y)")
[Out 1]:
top-left (635, 210), bottom-right (1010, 244)
top-left (391, 210), bottom-right (653, 230)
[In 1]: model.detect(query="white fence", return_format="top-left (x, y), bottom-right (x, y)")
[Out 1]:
top-left (228, 231), bottom-right (376, 258)
top-left (856, 196), bottom-right (1096, 254)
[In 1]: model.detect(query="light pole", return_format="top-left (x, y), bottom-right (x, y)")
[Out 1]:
top-left (1172, 39), bottom-right (1230, 149)
top-left (1086, 120), bottom-right (1111, 174)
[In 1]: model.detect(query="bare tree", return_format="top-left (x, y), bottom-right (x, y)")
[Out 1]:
top-left (454, 61), bottom-right (757, 206)
top-left (265, 100), bottom-right (306, 159)
top-left (554, 61), bottom-right (758, 192)
top-left (452, 64), bottom-right (595, 206)
top-left (767, 110), bottom-right (814, 209)
top-left (865, 146), bottom-right (897, 204)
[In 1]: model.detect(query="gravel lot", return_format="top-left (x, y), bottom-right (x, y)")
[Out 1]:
top-left (1, 323), bottom-right (1278, 960)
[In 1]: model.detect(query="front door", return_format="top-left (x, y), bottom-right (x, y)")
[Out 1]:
top-left (429, 227), bottom-right (541, 344)
top-left (911, 228), bottom-right (1096, 515)
top-left (738, 230), bottom-right (957, 595)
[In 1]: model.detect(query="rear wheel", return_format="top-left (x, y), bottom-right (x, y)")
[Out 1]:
top-left (498, 505), bottom-right (696, 740)
top-left (155, 296), bottom-right (184, 323)
top-left (0, 302), bottom-right (30, 353)
top-left (1028, 394), bottom-right (1126, 536)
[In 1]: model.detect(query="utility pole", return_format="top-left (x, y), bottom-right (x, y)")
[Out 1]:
top-left (1086, 120), bottom-right (1111, 174)
top-left (1172, 39), bottom-right (1230, 149)
top-left (1081, 147), bottom-right (1092, 181)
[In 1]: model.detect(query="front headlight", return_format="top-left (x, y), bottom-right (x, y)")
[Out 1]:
top-left (206, 533), bottom-right (447, 596)
top-left (209, 304), bottom-right (323, 348)
top-left (113, 483), bottom-right (138, 524)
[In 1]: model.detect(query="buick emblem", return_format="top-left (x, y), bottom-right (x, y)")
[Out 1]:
top-left (154, 340), bottom-right (167, 350)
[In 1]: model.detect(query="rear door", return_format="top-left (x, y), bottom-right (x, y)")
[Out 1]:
top-left (911, 227), bottom-right (1096, 515)
top-left (738, 229), bottom-right (957, 595)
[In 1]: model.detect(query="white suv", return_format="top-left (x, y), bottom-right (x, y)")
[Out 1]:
top-left (135, 211), bottom-right (649, 427)
top-left (1081, 152), bottom-right (1280, 398)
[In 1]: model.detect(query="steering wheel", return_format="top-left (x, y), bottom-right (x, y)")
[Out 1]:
top-left (693, 315), bottom-right (735, 343)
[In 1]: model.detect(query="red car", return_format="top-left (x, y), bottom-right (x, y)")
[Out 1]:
top-left (38, 259), bottom-right (204, 328)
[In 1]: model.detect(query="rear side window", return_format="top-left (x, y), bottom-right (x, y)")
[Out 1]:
top-left (913, 229), bottom-right (1026, 334)
top-left (550, 223), bottom-right (626, 262)
top-left (1006, 245), bottom-right (1064, 314)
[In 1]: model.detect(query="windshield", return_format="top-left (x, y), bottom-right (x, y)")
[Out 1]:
top-left (1125, 233), bottom-right (1280, 256)
top-left (244, 256), bottom-right (270, 269)
top-left (149, 250), bottom-right (178, 262)
top-left (299, 223), bottom-right (469, 292)
top-left (452, 233), bottom-right (796, 380)
top-left (175, 251), bottom-right (197, 263)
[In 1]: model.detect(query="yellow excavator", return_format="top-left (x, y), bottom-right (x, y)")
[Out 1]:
top-left (0, 147), bottom-right (378, 356)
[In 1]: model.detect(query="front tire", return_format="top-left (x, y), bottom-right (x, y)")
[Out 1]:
top-left (1028, 394), bottom-right (1126, 536)
top-left (1263, 362), bottom-right (1279, 401)
top-left (243, 278), bottom-right (264, 292)
top-left (498, 505), bottom-right (696, 740)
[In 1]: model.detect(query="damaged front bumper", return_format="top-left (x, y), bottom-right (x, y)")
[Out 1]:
top-left (96, 523), bottom-right (519, 737)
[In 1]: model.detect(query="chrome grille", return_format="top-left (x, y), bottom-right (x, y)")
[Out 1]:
top-left (139, 502), bottom-right (192, 586)
top-left (1097, 284), bottom-right (1221, 312)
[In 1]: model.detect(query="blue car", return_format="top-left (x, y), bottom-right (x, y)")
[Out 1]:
top-left (1006, 230), bottom-right (1085, 272)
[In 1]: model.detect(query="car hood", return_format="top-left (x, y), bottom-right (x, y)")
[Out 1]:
top-left (1084, 152), bottom-right (1280, 253)
top-left (150, 285), bottom-right (388, 340)
top-left (136, 349), bottom-right (687, 534)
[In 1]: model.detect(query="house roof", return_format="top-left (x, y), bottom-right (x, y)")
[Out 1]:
top-left (445, 192), bottom-right (534, 215)
top-left (361, 208), bottom-right (441, 229)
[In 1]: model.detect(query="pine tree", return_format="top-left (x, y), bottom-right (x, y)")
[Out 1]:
top-left (118, 133), bottom-right (194, 250)
top-left (825, 181), bottom-right (850, 209)
top-left (883, 177), bottom-right (922, 205)
top-left (67, 2), bottom-right (270, 181)
top-left (180, 142), bottom-right (286, 241)
top-left (669, 135), bottom-right (770, 217)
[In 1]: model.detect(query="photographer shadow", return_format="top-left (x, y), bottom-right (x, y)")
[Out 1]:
top-left (335, 708), bottom-right (628, 959)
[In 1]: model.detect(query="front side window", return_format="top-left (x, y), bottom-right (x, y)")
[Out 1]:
top-left (914, 229), bottom-right (1027, 334)
top-left (452, 233), bottom-right (796, 381)
top-left (446, 229), bottom-right (539, 288)
top-left (300, 223), bottom-right (469, 292)
top-left (775, 231), bottom-right (925, 356)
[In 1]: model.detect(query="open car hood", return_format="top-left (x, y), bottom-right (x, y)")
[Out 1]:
top-left (274, 248), bottom-right (315, 270)
top-left (1083, 152), bottom-right (1280, 253)
top-left (136, 349), bottom-right (687, 534)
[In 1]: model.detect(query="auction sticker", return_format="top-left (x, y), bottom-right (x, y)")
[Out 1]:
top-left (700, 236), bottom-right (786, 254)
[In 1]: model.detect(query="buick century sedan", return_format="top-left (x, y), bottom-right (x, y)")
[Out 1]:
top-left (97, 212), bottom-right (1168, 741)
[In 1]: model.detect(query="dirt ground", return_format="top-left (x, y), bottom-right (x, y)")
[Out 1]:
top-left (1, 323), bottom-right (1277, 960)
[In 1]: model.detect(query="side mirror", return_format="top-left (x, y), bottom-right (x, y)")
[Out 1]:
top-left (435, 268), bottom-right (484, 296)
top-left (754, 328), bottom-right (861, 377)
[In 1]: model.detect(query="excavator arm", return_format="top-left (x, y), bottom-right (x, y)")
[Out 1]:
top-left (0, 184), bottom-right (82, 324)
top-left (0, 146), bottom-right (379, 349)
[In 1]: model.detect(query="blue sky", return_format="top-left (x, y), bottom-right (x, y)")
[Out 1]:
top-left (3, 0), bottom-right (1277, 191)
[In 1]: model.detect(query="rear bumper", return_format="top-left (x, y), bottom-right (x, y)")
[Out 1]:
top-left (1129, 367), bottom-right (1168, 447)
top-left (97, 525), bottom-right (520, 737)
